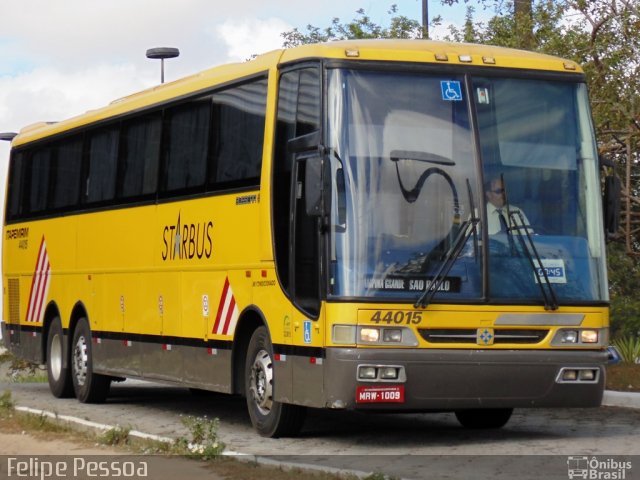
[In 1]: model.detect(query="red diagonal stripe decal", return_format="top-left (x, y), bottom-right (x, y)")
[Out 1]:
top-left (212, 277), bottom-right (230, 334)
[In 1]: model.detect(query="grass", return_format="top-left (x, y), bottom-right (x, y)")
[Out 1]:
top-left (606, 335), bottom-right (640, 392)
top-left (0, 352), bottom-right (48, 383)
top-left (606, 363), bottom-right (640, 392)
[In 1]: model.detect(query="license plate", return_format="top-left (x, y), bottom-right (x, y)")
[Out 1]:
top-left (355, 385), bottom-right (405, 404)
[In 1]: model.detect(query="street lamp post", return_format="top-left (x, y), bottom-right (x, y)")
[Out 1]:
top-left (422, 0), bottom-right (429, 39)
top-left (0, 132), bottom-right (17, 141)
top-left (146, 47), bottom-right (180, 84)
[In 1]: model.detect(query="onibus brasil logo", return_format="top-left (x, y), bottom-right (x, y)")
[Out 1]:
top-left (567, 456), bottom-right (632, 479)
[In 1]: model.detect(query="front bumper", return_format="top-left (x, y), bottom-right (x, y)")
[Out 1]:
top-left (323, 347), bottom-right (607, 410)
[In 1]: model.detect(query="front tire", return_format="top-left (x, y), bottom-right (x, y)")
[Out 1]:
top-left (71, 318), bottom-right (110, 403)
top-left (245, 326), bottom-right (306, 437)
top-left (46, 317), bottom-right (74, 398)
top-left (455, 408), bottom-right (513, 429)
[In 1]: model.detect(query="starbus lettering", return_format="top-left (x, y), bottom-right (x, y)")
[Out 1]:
top-left (162, 213), bottom-right (213, 261)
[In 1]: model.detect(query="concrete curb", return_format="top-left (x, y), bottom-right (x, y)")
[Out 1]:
top-left (602, 390), bottom-right (640, 409)
top-left (13, 405), bottom-right (374, 479)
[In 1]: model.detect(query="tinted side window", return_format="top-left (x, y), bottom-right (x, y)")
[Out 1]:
top-left (87, 128), bottom-right (119, 203)
top-left (51, 137), bottom-right (83, 209)
top-left (6, 151), bottom-right (25, 221)
top-left (119, 115), bottom-right (161, 199)
top-left (163, 98), bottom-right (211, 194)
top-left (28, 147), bottom-right (53, 214)
top-left (209, 78), bottom-right (267, 189)
top-left (297, 69), bottom-right (321, 136)
top-left (273, 67), bottom-right (321, 292)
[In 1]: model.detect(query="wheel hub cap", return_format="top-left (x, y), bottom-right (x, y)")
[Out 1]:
top-left (249, 349), bottom-right (273, 415)
top-left (72, 335), bottom-right (88, 386)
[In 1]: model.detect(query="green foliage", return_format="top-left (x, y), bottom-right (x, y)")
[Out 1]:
top-left (99, 426), bottom-right (131, 446)
top-left (174, 415), bottom-right (225, 460)
top-left (607, 243), bottom-right (640, 338)
top-left (612, 336), bottom-right (640, 364)
top-left (281, 5), bottom-right (423, 47)
top-left (18, 412), bottom-right (72, 433)
top-left (0, 390), bottom-right (15, 414)
top-left (364, 474), bottom-right (400, 480)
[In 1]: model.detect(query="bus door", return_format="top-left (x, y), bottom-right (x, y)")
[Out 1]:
top-left (273, 65), bottom-right (325, 405)
top-left (290, 150), bottom-right (325, 406)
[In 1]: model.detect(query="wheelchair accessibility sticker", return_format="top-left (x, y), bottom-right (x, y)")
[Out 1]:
top-left (441, 80), bottom-right (463, 101)
top-left (303, 320), bottom-right (312, 344)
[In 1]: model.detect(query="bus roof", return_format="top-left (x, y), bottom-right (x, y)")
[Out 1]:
top-left (11, 39), bottom-right (581, 147)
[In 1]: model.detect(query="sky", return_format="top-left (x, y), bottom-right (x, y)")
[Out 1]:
top-left (0, 0), bottom-right (475, 219)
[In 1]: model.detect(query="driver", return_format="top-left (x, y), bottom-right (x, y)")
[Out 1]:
top-left (486, 177), bottom-right (531, 235)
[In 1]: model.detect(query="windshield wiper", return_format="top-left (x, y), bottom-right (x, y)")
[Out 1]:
top-left (509, 210), bottom-right (559, 311)
top-left (414, 218), bottom-right (478, 308)
top-left (390, 150), bottom-right (456, 166)
top-left (415, 179), bottom-right (479, 309)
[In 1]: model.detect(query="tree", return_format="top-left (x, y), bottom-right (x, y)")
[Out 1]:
top-left (567, 1), bottom-right (640, 255)
top-left (281, 5), bottom-right (423, 47)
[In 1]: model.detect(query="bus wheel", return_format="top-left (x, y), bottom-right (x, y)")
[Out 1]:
top-left (71, 318), bottom-right (110, 403)
top-left (455, 408), bottom-right (513, 429)
top-left (46, 317), bottom-right (74, 398)
top-left (245, 326), bottom-right (306, 437)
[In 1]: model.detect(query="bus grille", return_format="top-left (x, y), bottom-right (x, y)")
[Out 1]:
top-left (418, 328), bottom-right (549, 344)
top-left (8, 278), bottom-right (20, 324)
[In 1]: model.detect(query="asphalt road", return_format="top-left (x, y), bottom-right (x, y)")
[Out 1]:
top-left (2, 378), bottom-right (639, 480)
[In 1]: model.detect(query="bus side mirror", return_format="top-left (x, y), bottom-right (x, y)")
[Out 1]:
top-left (304, 155), bottom-right (323, 217)
top-left (603, 175), bottom-right (621, 236)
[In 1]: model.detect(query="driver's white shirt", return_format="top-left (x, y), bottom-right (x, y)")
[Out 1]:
top-left (486, 204), bottom-right (531, 235)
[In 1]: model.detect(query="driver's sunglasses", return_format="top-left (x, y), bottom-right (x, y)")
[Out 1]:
top-left (490, 187), bottom-right (505, 194)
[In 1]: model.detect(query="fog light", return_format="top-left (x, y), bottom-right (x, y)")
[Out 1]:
top-left (358, 366), bottom-right (377, 380)
top-left (560, 330), bottom-right (579, 343)
top-left (580, 330), bottom-right (598, 343)
top-left (382, 329), bottom-right (402, 343)
top-left (333, 325), bottom-right (356, 344)
top-left (380, 367), bottom-right (398, 379)
top-left (579, 369), bottom-right (596, 381)
top-left (360, 328), bottom-right (380, 343)
top-left (562, 369), bottom-right (578, 381)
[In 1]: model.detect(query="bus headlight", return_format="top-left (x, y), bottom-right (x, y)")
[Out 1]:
top-left (560, 330), bottom-right (579, 343)
top-left (360, 328), bottom-right (380, 343)
top-left (332, 325), bottom-right (356, 344)
top-left (379, 367), bottom-right (399, 379)
top-left (382, 329), bottom-right (402, 343)
top-left (357, 364), bottom-right (406, 382)
top-left (358, 366), bottom-right (378, 380)
top-left (357, 327), bottom-right (418, 346)
top-left (580, 330), bottom-right (598, 343)
top-left (551, 328), bottom-right (605, 346)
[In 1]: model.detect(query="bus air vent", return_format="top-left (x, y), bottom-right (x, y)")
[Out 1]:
top-left (418, 328), bottom-right (549, 344)
top-left (8, 278), bottom-right (20, 324)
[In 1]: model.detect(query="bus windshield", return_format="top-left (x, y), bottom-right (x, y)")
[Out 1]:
top-left (326, 68), bottom-right (608, 305)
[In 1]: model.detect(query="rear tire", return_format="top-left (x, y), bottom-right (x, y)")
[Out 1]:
top-left (46, 317), bottom-right (74, 398)
top-left (245, 326), bottom-right (306, 437)
top-left (455, 408), bottom-right (513, 429)
top-left (71, 318), bottom-right (110, 403)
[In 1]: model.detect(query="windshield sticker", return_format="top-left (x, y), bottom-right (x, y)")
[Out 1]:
top-left (534, 259), bottom-right (567, 284)
top-left (477, 87), bottom-right (490, 104)
top-left (440, 80), bottom-right (463, 101)
top-left (366, 276), bottom-right (461, 293)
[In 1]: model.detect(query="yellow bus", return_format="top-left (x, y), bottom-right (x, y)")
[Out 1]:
top-left (2, 40), bottom-right (614, 437)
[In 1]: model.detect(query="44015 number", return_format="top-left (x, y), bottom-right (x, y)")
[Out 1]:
top-left (370, 310), bottom-right (423, 325)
